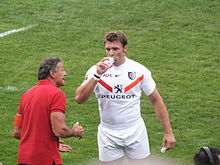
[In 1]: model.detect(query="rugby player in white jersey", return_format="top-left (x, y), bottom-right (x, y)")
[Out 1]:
top-left (75, 31), bottom-right (176, 165)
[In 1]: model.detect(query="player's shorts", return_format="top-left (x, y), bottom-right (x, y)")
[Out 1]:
top-left (98, 118), bottom-right (150, 162)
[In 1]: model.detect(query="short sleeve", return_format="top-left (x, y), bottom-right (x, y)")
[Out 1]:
top-left (81, 65), bottom-right (97, 85)
top-left (50, 91), bottom-right (66, 113)
top-left (141, 68), bottom-right (156, 96)
top-left (14, 96), bottom-right (24, 127)
top-left (18, 95), bottom-right (24, 115)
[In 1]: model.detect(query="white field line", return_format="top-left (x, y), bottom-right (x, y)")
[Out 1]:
top-left (0, 24), bottom-right (37, 38)
top-left (0, 86), bottom-right (18, 91)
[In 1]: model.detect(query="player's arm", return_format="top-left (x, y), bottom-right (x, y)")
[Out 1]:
top-left (75, 78), bottom-right (98, 104)
top-left (13, 113), bottom-right (22, 139)
top-left (148, 88), bottom-right (176, 149)
top-left (50, 111), bottom-right (84, 138)
top-left (75, 57), bottom-right (110, 104)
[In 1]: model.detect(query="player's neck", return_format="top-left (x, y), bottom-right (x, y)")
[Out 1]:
top-left (114, 56), bottom-right (126, 66)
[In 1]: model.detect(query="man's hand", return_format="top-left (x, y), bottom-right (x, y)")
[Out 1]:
top-left (96, 57), bottom-right (111, 75)
top-left (73, 122), bottom-right (84, 139)
top-left (162, 133), bottom-right (176, 150)
top-left (59, 140), bottom-right (72, 152)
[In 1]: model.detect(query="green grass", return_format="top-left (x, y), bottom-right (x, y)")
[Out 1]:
top-left (0, 0), bottom-right (220, 164)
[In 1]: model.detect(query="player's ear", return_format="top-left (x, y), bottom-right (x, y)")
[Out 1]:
top-left (124, 45), bottom-right (128, 52)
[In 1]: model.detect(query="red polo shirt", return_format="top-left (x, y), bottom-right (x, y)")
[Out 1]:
top-left (17, 80), bottom-right (66, 165)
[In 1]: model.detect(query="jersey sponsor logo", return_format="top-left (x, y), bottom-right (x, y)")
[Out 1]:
top-left (102, 73), bottom-right (113, 77)
top-left (115, 74), bottom-right (122, 77)
top-left (114, 85), bottom-right (123, 93)
top-left (98, 94), bottom-right (136, 99)
top-left (128, 72), bottom-right (136, 80)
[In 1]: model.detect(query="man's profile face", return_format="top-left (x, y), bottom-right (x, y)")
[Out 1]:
top-left (54, 62), bottom-right (67, 87)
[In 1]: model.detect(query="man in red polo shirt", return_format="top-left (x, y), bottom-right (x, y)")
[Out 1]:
top-left (13, 57), bottom-right (84, 165)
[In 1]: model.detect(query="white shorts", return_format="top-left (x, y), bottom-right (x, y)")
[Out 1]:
top-left (97, 118), bottom-right (150, 162)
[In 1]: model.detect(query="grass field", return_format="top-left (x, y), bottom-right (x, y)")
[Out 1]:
top-left (0, 0), bottom-right (220, 164)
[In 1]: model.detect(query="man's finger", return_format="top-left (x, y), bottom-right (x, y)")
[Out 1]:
top-left (59, 140), bottom-right (64, 144)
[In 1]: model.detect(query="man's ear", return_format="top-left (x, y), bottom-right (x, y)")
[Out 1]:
top-left (49, 70), bottom-right (56, 79)
top-left (124, 45), bottom-right (128, 53)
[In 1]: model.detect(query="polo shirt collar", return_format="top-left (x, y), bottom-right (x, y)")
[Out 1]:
top-left (38, 79), bottom-right (54, 86)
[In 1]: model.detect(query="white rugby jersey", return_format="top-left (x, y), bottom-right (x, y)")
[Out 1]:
top-left (82, 57), bottom-right (156, 129)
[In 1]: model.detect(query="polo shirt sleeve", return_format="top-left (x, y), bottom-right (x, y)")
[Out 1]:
top-left (18, 95), bottom-right (24, 115)
top-left (50, 91), bottom-right (66, 113)
top-left (15, 95), bottom-right (24, 126)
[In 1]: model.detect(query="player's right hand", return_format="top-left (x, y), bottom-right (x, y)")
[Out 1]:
top-left (96, 57), bottom-right (111, 75)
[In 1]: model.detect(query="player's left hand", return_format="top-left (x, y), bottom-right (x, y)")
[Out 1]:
top-left (59, 140), bottom-right (72, 152)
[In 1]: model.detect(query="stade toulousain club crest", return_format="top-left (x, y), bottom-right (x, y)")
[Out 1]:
top-left (128, 72), bottom-right (136, 80)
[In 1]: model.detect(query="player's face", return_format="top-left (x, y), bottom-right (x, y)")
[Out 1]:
top-left (105, 41), bottom-right (128, 66)
top-left (54, 62), bottom-right (67, 87)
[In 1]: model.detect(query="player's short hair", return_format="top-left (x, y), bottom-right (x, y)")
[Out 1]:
top-left (194, 147), bottom-right (220, 165)
top-left (38, 57), bottom-right (62, 80)
top-left (104, 31), bottom-right (128, 47)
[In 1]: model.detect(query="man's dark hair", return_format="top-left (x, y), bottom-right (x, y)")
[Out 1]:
top-left (104, 31), bottom-right (128, 47)
top-left (194, 147), bottom-right (220, 165)
top-left (38, 57), bottom-right (62, 80)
